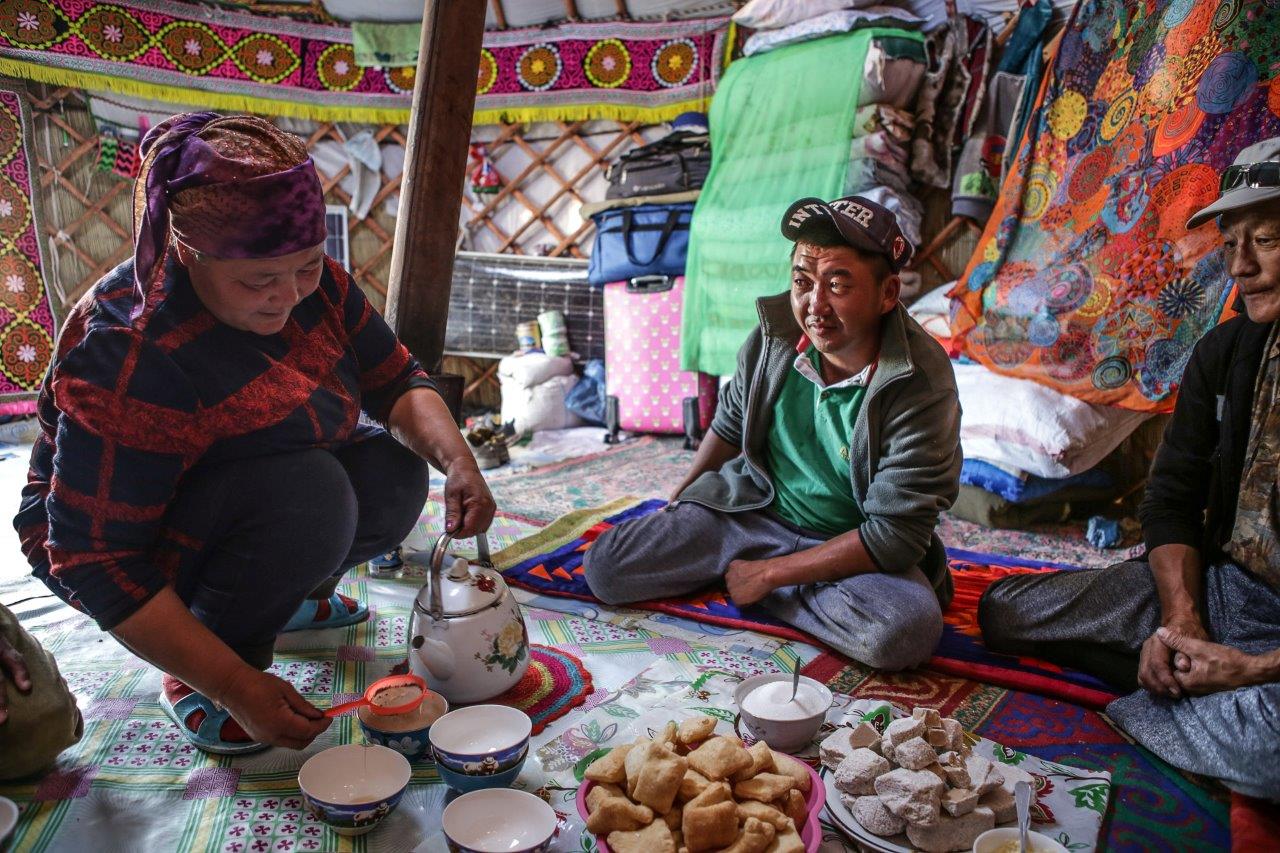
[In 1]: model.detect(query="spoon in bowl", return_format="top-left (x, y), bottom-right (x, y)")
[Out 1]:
top-left (1015, 780), bottom-right (1032, 853)
top-left (789, 656), bottom-right (802, 702)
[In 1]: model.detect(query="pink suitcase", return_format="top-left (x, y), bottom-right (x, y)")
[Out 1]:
top-left (603, 275), bottom-right (718, 448)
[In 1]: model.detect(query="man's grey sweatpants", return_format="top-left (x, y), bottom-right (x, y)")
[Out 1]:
top-left (581, 502), bottom-right (943, 671)
top-left (980, 560), bottom-right (1280, 800)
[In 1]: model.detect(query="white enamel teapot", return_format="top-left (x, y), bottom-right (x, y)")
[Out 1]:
top-left (407, 531), bottom-right (529, 704)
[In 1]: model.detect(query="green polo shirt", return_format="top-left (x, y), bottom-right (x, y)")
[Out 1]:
top-left (765, 347), bottom-right (869, 537)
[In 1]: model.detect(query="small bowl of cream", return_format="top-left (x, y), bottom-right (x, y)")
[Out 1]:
top-left (972, 828), bottom-right (1069, 853)
top-left (734, 672), bottom-right (833, 753)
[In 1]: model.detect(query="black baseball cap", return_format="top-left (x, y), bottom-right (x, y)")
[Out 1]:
top-left (781, 195), bottom-right (913, 272)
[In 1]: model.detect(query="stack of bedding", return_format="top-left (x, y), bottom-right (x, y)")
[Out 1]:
top-left (734, 0), bottom-right (930, 292)
top-left (910, 287), bottom-right (1152, 528)
top-left (681, 1), bottom-right (929, 377)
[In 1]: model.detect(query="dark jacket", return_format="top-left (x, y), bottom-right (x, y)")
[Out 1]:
top-left (678, 296), bottom-right (963, 606)
top-left (15, 257), bottom-right (434, 629)
top-left (1140, 314), bottom-right (1274, 559)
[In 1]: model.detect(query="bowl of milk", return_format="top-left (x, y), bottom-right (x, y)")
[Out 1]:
top-left (734, 673), bottom-right (833, 752)
top-left (297, 743), bottom-right (411, 837)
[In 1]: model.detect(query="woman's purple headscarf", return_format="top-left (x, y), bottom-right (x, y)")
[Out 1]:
top-left (132, 112), bottom-right (327, 317)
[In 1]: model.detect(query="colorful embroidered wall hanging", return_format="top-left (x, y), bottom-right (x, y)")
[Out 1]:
top-left (0, 87), bottom-right (54, 413)
top-left (949, 0), bottom-right (1280, 412)
top-left (0, 1), bottom-right (729, 125)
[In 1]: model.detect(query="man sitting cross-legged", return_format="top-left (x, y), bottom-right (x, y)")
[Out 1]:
top-left (583, 195), bottom-right (962, 671)
top-left (979, 139), bottom-right (1280, 800)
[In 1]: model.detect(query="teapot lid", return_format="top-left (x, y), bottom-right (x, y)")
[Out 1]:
top-left (416, 557), bottom-right (504, 617)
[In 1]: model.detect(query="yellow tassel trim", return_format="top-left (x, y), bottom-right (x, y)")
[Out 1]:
top-left (0, 58), bottom-right (412, 124)
top-left (473, 98), bottom-right (714, 127)
top-left (0, 57), bottom-right (716, 127)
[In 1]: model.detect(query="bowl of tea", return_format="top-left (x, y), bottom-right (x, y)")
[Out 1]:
top-left (357, 685), bottom-right (449, 761)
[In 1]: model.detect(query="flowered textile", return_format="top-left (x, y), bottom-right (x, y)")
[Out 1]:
top-left (950, 0), bottom-right (1280, 411)
top-left (0, 86), bottom-right (54, 413)
top-left (0, 1), bottom-right (729, 124)
top-left (0, 469), bottom-right (1229, 851)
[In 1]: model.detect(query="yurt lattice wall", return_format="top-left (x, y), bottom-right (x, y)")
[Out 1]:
top-left (26, 84), bottom-right (644, 318)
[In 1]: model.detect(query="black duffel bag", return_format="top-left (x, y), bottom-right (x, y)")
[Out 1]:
top-left (604, 130), bottom-right (711, 199)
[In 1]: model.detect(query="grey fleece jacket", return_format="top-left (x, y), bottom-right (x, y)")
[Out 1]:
top-left (678, 294), bottom-right (962, 606)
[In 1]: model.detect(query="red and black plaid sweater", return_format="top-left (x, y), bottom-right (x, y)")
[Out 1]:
top-left (14, 255), bottom-right (435, 629)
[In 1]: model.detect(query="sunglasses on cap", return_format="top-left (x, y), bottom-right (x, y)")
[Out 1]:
top-left (1220, 161), bottom-right (1280, 193)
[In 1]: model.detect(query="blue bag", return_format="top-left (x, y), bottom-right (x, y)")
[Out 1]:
top-left (587, 202), bottom-right (693, 286)
top-left (565, 359), bottom-right (607, 425)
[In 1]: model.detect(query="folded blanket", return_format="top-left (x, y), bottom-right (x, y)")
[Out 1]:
top-left (961, 458), bottom-right (1113, 504)
top-left (743, 7), bottom-right (925, 57)
top-left (351, 21), bottom-right (421, 67)
top-left (733, 0), bottom-right (880, 30)
top-left (953, 361), bottom-right (1149, 479)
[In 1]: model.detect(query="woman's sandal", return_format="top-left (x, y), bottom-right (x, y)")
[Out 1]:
top-left (160, 681), bottom-right (267, 756)
top-left (281, 592), bottom-right (369, 633)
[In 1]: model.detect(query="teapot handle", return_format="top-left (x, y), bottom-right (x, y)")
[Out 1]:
top-left (428, 530), bottom-right (493, 621)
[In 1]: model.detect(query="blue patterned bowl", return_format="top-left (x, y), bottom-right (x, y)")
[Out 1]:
top-left (435, 751), bottom-right (527, 793)
top-left (297, 744), bottom-right (410, 837)
top-left (442, 788), bottom-right (556, 852)
top-left (357, 690), bottom-right (449, 762)
top-left (429, 705), bottom-right (531, 775)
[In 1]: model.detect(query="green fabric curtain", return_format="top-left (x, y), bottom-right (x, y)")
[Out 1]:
top-left (681, 28), bottom-right (922, 376)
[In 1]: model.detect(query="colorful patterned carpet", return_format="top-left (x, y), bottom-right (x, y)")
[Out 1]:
top-left (483, 436), bottom-right (1145, 566)
top-left (497, 497), bottom-right (1122, 707)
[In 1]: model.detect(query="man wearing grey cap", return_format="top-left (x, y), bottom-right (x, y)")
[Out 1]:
top-left (979, 139), bottom-right (1280, 800)
top-left (584, 195), bottom-right (962, 671)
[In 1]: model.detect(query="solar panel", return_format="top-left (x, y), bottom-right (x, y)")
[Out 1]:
top-left (324, 205), bottom-right (350, 271)
top-left (446, 252), bottom-right (604, 361)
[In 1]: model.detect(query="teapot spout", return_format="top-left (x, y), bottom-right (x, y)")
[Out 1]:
top-left (411, 634), bottom-right (456, 680)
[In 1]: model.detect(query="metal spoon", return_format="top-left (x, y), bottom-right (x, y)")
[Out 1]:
top-left (1015, 780), bottom-right (1032, 853)
top-left (789, 656), bottom-right (801, 702)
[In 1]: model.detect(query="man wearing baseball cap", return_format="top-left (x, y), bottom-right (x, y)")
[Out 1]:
top-left (979, 139), bottom-right (1280, 800)
top-left (584, 195), bottom-right (962, 671)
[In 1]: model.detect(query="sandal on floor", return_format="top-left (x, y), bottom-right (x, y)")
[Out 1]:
top-left (160, 684), bottom-right (267, 756)
top-left (281, 592), bottom-right (369, 633)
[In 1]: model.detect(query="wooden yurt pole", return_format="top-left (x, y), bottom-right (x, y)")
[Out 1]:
top-left (385, 0), bottom-right (486, 385)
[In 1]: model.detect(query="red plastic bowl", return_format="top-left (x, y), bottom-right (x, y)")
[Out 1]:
top-left (575, 758), bottom-right (826, 852)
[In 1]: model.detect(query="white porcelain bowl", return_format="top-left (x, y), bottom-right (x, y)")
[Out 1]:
top-left (297, 744), bottom-right (411, 837)
top-left (442, 788), bottom-right (557, 853)
top-left (430, 704), bottom-right (532, 773)
top-left (734, 673), bottom-right (832, 753)
top-left (0, 796), bottom-right (17, 844)
top-left (973, 827), bottom-right (1070, 853)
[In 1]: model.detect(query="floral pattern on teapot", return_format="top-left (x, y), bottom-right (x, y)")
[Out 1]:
top-left (474, 619), bottom-right (528, 675)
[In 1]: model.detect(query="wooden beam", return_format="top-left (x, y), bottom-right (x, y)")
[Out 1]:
top-left (489, 0), bottom-right (507, 28)
top-left (384, 0), bottom-right (487, 374)
top-left (563, 0), bottom-right (580, 20)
